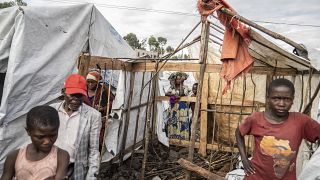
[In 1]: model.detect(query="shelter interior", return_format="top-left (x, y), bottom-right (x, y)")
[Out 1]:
top-left (78, 17), bottom-right (320, 179)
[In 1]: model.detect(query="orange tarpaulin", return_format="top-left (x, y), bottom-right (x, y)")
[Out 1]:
top-left (197, 0), bottom-right (254, 94)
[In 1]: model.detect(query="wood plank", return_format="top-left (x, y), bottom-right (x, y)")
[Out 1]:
top-left (249, 30), bottom-right (310, 70)
top-left (186, 21), bottom-right (210, 180)
top-left (155, 96), bottom-right (197, 102)
top-left (78, 53), bottom-right (91, 77)
top-left (199, 73), bottom-right (209, 156)
top-left (86, 55), bottom-right (299, 75)
top-left (89, 56), bottom-right (132, 71)
top-left (155, 96), bottom-right (265, 107)
top-left (169, 139), bottom-right (238, 153)
top-left (177, 158), bottom-right (226, 180)
top-left (132, 62), bottom-right (298, 75)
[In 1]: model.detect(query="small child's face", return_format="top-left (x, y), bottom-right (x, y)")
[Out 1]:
top-left (192, 84), bottom-right (198, 94)
top-left (27, 125), bottom-right (58, 153)
top-left (267, 86), bottom-right (294, 118)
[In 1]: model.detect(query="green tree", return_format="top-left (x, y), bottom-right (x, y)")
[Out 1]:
top-left (157, 37), bottom-right (167, 55)
top-left (123, 33), bottom-right (141, 50)
top-left (148, 36), bottom-right (159, 52)
top-left (166, 46), bottom-right (174, 53)
top-left (0, 0), bottom-right (27, 9)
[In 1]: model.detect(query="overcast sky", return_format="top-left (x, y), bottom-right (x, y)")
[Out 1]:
top-left (3, 0), bottom-right (320, 51)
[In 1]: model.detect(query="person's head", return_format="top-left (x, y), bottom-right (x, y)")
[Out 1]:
top-left (192, 83), bottom-right (198, 95)
top-left (267, 78), bottom-right (295, 118)
top-left (26, 105), bottom-right (60, 153)
top-left (86, 71), bottom-right (101, 91)
top-left (63, 74), bottom-right (88, 111)
top-left (175, 75), bottom-right (183, 85)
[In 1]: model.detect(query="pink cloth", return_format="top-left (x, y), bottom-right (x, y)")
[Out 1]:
top-left (15, 145), bottom-right (58, 180)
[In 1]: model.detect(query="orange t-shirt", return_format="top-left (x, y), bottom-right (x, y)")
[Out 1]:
top-left (240, 112), bottom-right (320, 180)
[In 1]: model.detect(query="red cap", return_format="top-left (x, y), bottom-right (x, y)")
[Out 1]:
top-left (64, 74), bottom-right (88, 97)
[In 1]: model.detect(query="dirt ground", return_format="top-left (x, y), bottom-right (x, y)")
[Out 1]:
top-left (98, 140), bottom-right (235, 180)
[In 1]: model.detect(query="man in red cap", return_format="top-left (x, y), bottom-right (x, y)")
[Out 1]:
top-left (51, 74), bottom-right (101, 179)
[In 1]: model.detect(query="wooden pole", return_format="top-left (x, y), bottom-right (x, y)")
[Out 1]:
top-left (78, 53), bottom-right (91, 77)
top-left (140, 70), bottom-right (157, 180)
top-left (119, 72), bottom-right (136, 164)
top-left (129, 71), bottom-right (146, 170)
top-left (100, 60), bottom-right (114, 157)
top-left (219, 7), bottom-right (308, 54)
top-left (199, 73), bottom-right (209, 156)
top-left (178, 158), bottom-right (225, 180)
top-left (303, 79), bottom-right (320, 114)
top-left (185, 20), bottom-right (210, 180)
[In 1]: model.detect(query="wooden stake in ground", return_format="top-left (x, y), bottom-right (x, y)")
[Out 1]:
top-left (119, 72), bottom-right (136, 164)
top-left (185, 20), bottom-right (210, 180)
top-left (140, 62), bottom-right (159, 180)
top-left (178, 158), bottom-right (225, 180)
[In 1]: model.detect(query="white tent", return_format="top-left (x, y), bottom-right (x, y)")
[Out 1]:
top-left (0, 3), bottom-right (143, 173)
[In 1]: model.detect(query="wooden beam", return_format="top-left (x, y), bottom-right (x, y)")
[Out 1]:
top-left (169, 139), bottom-right (238, 153)
top-left (177, 158), bottom-right (226, 180)
top-left (249, 31), bottom-right (310, 69)
top-left (155, 96), bottom-right (265, 107)
top-left (86, 55), bottom-right (300, 75)
top-left (132, 62), bottom-right (298, 75)
top-left (186, 21), bottom-right (210, 180)
top-left (199, 73), bottom-right (209, 156)
top-left (89, 56), bottom-right (132, 71)
top-left (78, 53), bottom-right (91, 77)
top-left (219, 7), bottom-right (307, 54)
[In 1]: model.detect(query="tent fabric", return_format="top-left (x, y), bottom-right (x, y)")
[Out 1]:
top-left (0, 7), bottom-right (18, 73)
top-left (0, 4), bottom-right (136, 173)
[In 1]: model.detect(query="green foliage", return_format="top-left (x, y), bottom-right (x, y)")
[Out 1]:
top-left (166, 46), bottom-right (174, 53)
top-left (123, 33), bottom-right (141, 50)
top-left (0, 0), bottom-right (27, 9)
top-left (148, 36), bottom-right (159, 51)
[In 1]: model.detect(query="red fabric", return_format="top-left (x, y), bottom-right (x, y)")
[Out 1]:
top-left (64, 74), bottom-right (87, 97)
top-left (197, 0), bottom-right (254, 94)
top-left (239, 112), bottom-right (320, 180)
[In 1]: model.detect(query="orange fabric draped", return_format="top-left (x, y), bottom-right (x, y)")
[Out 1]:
top-left (197, 0), bottom-right (254, 94)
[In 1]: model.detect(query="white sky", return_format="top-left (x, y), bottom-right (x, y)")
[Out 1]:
top-left (2, 0), bottom-right (320, 51)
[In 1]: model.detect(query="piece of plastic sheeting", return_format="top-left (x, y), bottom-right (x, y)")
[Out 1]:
top-left (308, 47), bottom-right (320, 71)
top-left (0, 7), bottom-right (18, 73)
top-left (0, 4), bottom-right (93, 125)
top-left (298, 146), bottom-right (320, 180)
top-left (101, 71), bottom-right (152, 162)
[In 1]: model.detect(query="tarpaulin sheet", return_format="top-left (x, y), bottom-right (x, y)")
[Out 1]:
top-left (0, 3), bottom-right (135, 173)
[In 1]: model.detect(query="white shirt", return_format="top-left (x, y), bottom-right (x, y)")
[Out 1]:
top-left (55, 102), bottom-right (81, 162)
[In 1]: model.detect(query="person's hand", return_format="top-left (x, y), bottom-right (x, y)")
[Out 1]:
top-left (242, 158), bottom-right (255, 176)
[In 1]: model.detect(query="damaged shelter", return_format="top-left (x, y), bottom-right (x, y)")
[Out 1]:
top-left (1, 0), bottom-right (320, 179)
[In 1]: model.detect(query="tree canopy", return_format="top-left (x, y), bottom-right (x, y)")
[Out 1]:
top-left (123, 33), bottom-right (179, 56)
top-left (0, 0), bottom-right (27, 9)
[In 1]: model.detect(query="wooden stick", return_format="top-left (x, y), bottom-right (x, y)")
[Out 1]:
top-left (100, 60), bottom-right (113, 157)
top-left (78, 53), bottom-right (91, 77)
top-left (185, 20), bottom-right (210, 180)
top-left (140, 62), bottom-right (159, 180)
top-left (119, 72), bottom-right (136, 164)
top-left (219, 7), bottom-right (308, 54)
top-left (178, 158), bottom-right (225, 180)
top-left (199, 73), bottom-right (209, 156)
top-left (129, 71), bottom-right (146, 170)
top-left (303, 79), bottom-right (320, 114)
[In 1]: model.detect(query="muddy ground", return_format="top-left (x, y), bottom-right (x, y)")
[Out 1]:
top-left (98, 140), bottom-right (236, 180)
